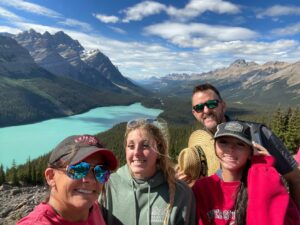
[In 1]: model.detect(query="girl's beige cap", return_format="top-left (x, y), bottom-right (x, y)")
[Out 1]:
top-left (188, 129), bottom-right (220, 176)
top-left (178, 146), bottom-right (208, 180)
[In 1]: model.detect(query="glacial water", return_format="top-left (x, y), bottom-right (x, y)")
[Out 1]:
top-left (0, 103), bottom-right (162, 168)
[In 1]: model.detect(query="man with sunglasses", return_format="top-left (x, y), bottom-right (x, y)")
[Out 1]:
top-left (191, 84), bottom-right (227, 134)
top-left (17, 134), bottom-right (118, 225)
top-left (185, 83), bottom-right (300, 210)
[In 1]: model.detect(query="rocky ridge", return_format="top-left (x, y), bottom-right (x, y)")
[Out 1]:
top-left (0, 184), bottom-right (47, 225)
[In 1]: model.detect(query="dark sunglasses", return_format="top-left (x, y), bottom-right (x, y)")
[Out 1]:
top-left (66, 162), bottom-right (110, 184)
top-left (193, 99), bottom-right (220, 113)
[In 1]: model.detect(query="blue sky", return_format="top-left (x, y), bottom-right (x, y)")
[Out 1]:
top-left (1, 0), bottom-right (300, 79)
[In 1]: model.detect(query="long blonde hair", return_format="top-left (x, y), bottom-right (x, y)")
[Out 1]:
top-left (124, 118), bottom-right (176, 225)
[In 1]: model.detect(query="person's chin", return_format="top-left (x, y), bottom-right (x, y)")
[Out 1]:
top-left (204, 120), bottom-right (217, 131)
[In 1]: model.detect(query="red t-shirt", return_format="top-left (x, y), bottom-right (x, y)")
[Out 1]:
top-left (192, 156), bottom-right (300, 225)
top-left (16, 201), bottom-right (106, 225)
top-left (193, 174), bottom-right (239, 225)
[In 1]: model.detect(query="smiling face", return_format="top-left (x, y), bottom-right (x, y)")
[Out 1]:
top-left (192, 89), bottom-right (226, 134)
top-left (215, 136), bottom-right (252, 179)
top-left (125, 128), bottom-right (159, 179)
top-left (45, 154), bottom-right (104, 221)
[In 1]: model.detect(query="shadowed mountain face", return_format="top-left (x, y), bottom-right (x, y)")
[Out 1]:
top-left (13, 29), bottom-right (146, 95)
top-left (0, 35), bottom-right (140, 127)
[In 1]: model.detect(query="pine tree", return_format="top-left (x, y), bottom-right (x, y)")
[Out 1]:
top-left (270, 107), bottom-right (286, 142)
top-left (11, 160), bottom-right (19, 186)
top-left (0, 164), bottom-right (5, 185)
top-left (285, 107), bottom-right (300, 153)
top-left (32, 164), bottom-right (37, 185)
top-left (26, 157), bottom-right (32, 184)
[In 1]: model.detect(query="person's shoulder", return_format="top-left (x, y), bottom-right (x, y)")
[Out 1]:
top-left (108, 165), bottom-right (132, 189)
top-left (193, 174), bottom-right (219, 188)
top-left (110, 165), bottom-right (128, 180)
top-left (175, 179), bottom-right (192, 192)
top-left (174, 180), bottom-right (195, 205)
top-left (16, 203), bottom-right (54, 225)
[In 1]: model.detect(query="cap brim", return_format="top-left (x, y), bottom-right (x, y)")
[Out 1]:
top-left (69, 146), bottom-right (118, 171)
top-left (214, 133), bottom-right (252, 146)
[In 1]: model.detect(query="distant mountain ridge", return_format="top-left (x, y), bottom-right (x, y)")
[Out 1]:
top-left (139, 59), bottom-right (300, 107)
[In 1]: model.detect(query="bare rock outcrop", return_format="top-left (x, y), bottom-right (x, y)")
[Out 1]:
top-left (0, 184), bottom-right (47, 225)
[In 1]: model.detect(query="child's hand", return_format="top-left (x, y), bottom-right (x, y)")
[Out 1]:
top-left (253, 141), bottom-right (270, 156)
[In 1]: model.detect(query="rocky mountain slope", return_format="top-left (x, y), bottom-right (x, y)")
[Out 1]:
top-left (140, 59), bottom-right (300, 107)
top-left (0, 184), bottom-right (46, 225)
top-left (0, 35), bottom-right (140, 127)
top-left (13, 29), bottom-right (146, 95)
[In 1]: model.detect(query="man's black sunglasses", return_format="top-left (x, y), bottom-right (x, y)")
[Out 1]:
top-left (193, 99), bottom-right (220, 113)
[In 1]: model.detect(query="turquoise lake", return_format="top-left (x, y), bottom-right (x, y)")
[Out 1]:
top-left (0, 103), bottom-right (162, 168)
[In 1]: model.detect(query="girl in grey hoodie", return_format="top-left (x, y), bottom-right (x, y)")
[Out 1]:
top-left (100, 118), bottom-right (196, 225)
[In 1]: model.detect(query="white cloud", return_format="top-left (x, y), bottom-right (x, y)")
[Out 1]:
top-left (121, 0), bottom-right (240, 23)
top-left (257, 5), bottom-right (300, 18)
top-left (0, 25), bottom-right (22, 34)
top-left (0, 3), bottom-right (93, 33)
top-left (271, 22), bottom-right (300, 36)
top-left (94, 13), bottom-right (119, 23)
top-left (122, 1), bottom-right (166, 22)
top-left (58, 18), bottom-right (92, 32)
top-left (144, 22), bottom-right (258, 48)
top-left (0, 0), bottom-right (62, 18)
top-left (108, 26), bottom-right (126, 34)
top-left (200, 39), bottom-right (298, 59)
top-left (167, 0), bottom-right (240, 21)
top-left (0, 6), bottom-right (23, 21)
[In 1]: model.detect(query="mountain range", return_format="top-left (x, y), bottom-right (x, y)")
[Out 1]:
top-left (1, 29), bottom-right (299, 127)
top-left (0, 30), bottom-right (146, 127)
top-left (139, 59), bottom-right (300, 109)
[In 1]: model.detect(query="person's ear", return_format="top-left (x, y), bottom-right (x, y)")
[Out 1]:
top-left (221, 100), bottom-right (226, 114)
top-left (192, 109), bottom-right (198, 119)
top-left (45, 168), bottom-right (56, 187)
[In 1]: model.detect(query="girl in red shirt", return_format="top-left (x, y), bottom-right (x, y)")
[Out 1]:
top-left (192, 121), bottom-right (300, 225)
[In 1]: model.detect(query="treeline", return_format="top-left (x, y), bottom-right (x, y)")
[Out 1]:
top-left (1, 107), bottom-right (299, 186)
top-left (269, 107), bottom-right (300, 153)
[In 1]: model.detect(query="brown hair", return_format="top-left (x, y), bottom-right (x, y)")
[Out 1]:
top-left (192, 83), bottom-right (223, 101)
top-left (124, 119), bottom-right (176, 225)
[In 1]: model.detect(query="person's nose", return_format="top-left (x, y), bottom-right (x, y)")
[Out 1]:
top-left (227, 143), bottom-right (236, 153)
top-left (203, 104), bottom-right (211, 113)
top-left (133, 145), bottom-right (142, 155)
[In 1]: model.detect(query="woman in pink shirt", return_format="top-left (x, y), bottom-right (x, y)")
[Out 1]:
top-left (17, 134), bottom-right (118, 225)
top-left (192, 121), bottom-right (300, 225)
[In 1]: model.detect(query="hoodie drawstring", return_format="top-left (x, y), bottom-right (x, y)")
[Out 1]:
top-left (131, 180), bottom-right (138, 225)
top-left (147, 184), bottom-right (151, 225)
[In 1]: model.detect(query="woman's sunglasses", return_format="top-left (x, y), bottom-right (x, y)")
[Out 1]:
top-left (66, 161), bottom-right (110, 184)
top-left (193, 99), bottom-right (219, 113)
top-left (127, 118), bottom-right (158, 128)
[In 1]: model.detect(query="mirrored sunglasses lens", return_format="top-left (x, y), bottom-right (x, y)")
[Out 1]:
top-left (94, 165), bottom-right (110, 183)
top-left (66, 162), bottom-right (90, 180)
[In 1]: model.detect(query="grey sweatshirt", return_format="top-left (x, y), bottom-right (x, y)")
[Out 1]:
top-left (100, 165), bottom-right (196, 225)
